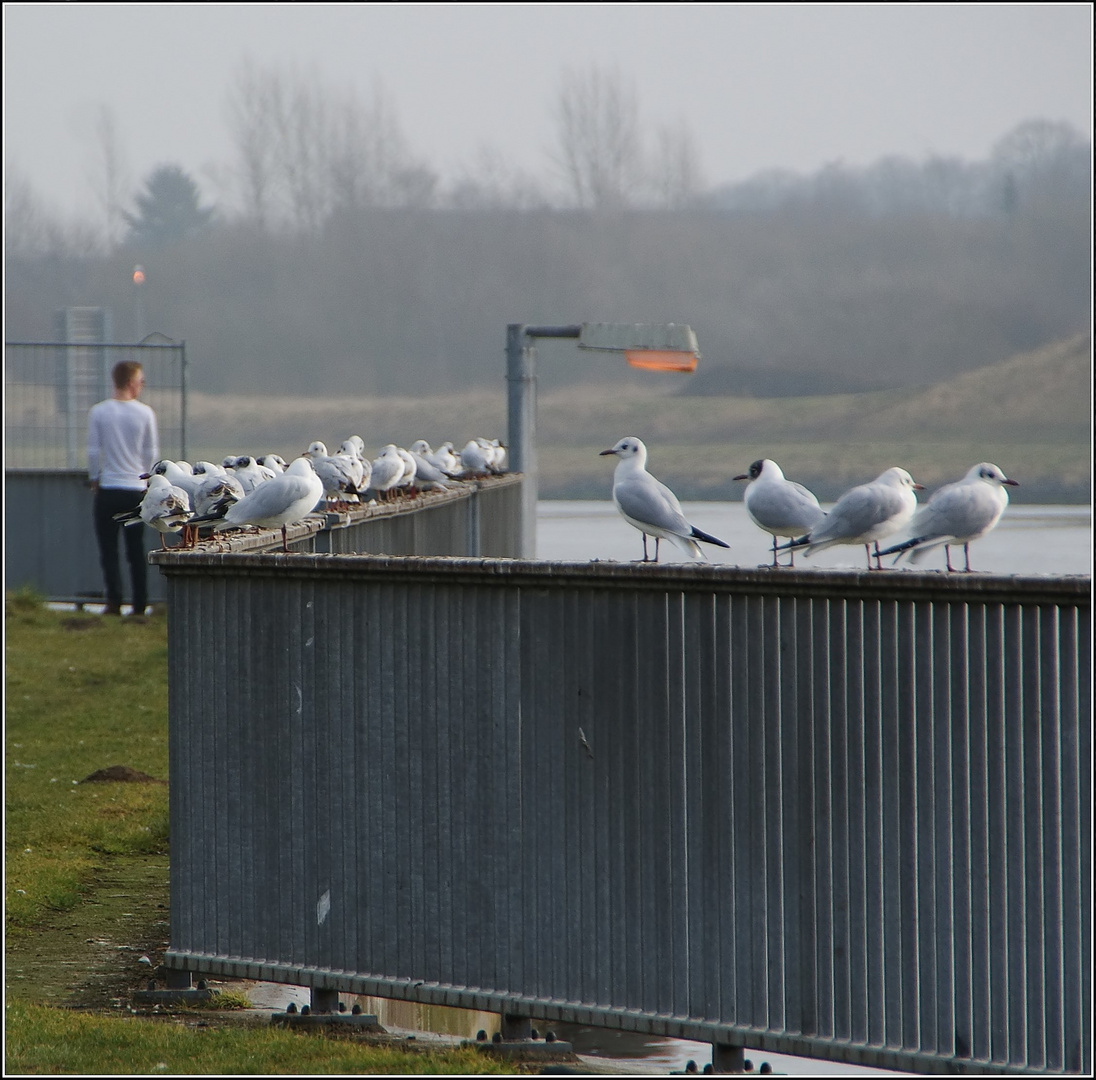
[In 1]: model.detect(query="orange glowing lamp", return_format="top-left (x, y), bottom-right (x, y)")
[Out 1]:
top-left (578, 323), bottom-right (701, 373)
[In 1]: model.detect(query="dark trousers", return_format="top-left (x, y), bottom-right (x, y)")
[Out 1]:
top-left (93, 488), bottom-right (148, 613)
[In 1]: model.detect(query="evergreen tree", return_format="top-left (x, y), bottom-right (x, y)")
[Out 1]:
top-left (124, 164), bottom-right (213, 247)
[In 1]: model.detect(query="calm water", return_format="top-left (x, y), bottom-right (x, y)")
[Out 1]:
top-left (538, 501), bottom-right (1092, 576)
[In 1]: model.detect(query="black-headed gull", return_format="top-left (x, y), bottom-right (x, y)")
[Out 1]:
top-left (369, 445), bottom-right (404, 500)
top-left (196, 456), bottom-right (324, 552)
top-left (876, 462), bottom-right (1018, 571)
top-left (734, 458), bottom-right (824, 568)
top-left (306, 441), bottom-right (364, 509)
top-left (231, 455), bottom-right (277, 495)
top-left (781, 466), bottom-right (923, 570)
top-left (600, 436), bottom-right (729, 562)
top-left (114, 474), bottom-right (192, 549)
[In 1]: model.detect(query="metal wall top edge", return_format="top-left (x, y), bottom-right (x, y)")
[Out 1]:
top-left (146, 550), bottom-right (1090, 604)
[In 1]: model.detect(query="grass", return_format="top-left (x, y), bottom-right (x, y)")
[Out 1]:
top-left (5, 1001), bottom-right (513, 1075)
top-left (3, 593), bottom-right (525, 1075)
top-left (5, 591), bottom-right (170, 933)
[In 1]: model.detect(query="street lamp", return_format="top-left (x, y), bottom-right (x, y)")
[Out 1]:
top-left (506, 322), bottom-right (702, 558)
top-left (132, 265), bottom-right (146, 342)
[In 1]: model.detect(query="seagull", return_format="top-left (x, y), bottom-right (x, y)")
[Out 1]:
top-left (186, 469), bottom-right (245, 544)
top-left (780, 466), bottom-right (923, 570)
top-left (231, 455), bottom-right (277, 495)
top-left (336, 440), bottom-right (370, 492)
top-left (194, 456), bottom-right (324, 552)
top-left (459, 439), bottom-right (492, 477)
top-left (599, 436), bottom-right (729, 562)
top-left (256, 454), bottom-right (287, 473)
top-left (408, 449), bottom-right (452, 490)
top-left (395, 447), bottom-right (418, 495)
top-left (734, 458), bottom-right (824, 568)
top-left (410, 439), bottom-right (461, 479)
top-left (306, 441), bottom-right (364, 509)
top-left (369, 444), bottom-right (405, 500)
top-left (113, 474), bottom-right (192, 549)
top-left (875, 462), bottom-right (1019, 572)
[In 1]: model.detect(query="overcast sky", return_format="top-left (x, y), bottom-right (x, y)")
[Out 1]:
top-left (4, 3), bottom-right (1092, 219)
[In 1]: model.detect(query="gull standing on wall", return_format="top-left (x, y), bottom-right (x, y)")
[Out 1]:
top-left (734, 458), bottom-right (824, 568)
top-left (194, 456), bottom-right (324, 552)
top-left (875, 462), bottom-right (1018, 571)
top-left (600, 436), bottom-right (729, 562)
top-left (780, 466), bottom-right (923, 570)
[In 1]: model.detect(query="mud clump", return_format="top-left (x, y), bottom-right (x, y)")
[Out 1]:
top-left (81, 765), bottom-right (166, 785)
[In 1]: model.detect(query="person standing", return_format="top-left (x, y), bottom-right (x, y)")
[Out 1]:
top-left (88, 360), bottom-right (159, 616)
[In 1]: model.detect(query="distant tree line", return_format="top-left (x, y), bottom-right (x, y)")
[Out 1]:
top-left (4, 58), bottom-right (1090, 399)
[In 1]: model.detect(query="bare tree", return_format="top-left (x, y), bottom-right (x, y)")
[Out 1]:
top-left (553, 65), bottom-right (642, 209)
top-left (225, 57), bottom-right (278, 229)
top-left (84, 104), bottom-right (130, 250)
top-left (447, 146), bottom-right (549, 211)
top-left (225, 61), bottom-right (438, 229)
top-left (649, 122), bottom-right (704, 209)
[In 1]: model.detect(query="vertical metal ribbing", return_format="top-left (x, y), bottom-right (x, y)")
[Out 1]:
top-left (684, 590), bottom-right (719, 1022)
top-left (708, 592), bottom-right (736, 1027)
top-left (982, 602), bottom-right (1008, 1064)
top-left (1022, 604), bottom-right (1047, 1071)
top-left (929, 600), bottom-right (955, 1056)
top-left (797, 595), bottom-right (819, 1039)
top-left (914, 599), bottom-right (942, 1057)
top-left (780, 594), bottom-right (805, 1037)
top-left (742, 592), bottom-right (767, 1026)
top-left (1003, 602), bottom-right (1027, 1066)
top-left (951, 600), bottom-right (977, 1056)
top-left (762, 595), bottom-right (785, 1033)
top-left (1076, 608), bottom-right (1092, 1075)
top-left (1058, 605), bottom-right (1086, 1074)
top-left (161, 560), bottom-right (1086, 1074)
top-left (861, 598), bottom-right (885, 1047)
top-left (880, 598), bottom-right (911, 1050)
top-left (829, 598), bottom-right (852, 1043)
top-left (1038, 605), bottom-right (1064, 1071)
top-left (810, 595), bottom-right (834, 1041)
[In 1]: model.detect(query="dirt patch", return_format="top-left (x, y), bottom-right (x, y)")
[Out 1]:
top-left (61, 618), bottom-right (105, 631)
top-left (6, 853), bottom-right (171, 1011)
top-left (81, 765), bottom-right (166, 784)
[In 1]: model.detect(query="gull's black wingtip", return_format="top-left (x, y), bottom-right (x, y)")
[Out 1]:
top-left (692, 526), bottom-right (730, 549)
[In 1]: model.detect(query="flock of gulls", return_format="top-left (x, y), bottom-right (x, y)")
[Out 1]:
top-left (115, 437), bottom-right (507, 552)
top-left (119, 428), bottom-right (1018, 573)
top-left (601, 436), bottom-right (1018, 572)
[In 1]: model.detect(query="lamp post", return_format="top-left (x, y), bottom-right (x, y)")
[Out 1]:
top-left (132, 264), bottom-right (146, 342)
top-left (506, 322), bottom-right (701, 559)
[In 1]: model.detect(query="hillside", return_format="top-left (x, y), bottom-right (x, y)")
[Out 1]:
top-left (185, 334), bottom-right (1091, 502)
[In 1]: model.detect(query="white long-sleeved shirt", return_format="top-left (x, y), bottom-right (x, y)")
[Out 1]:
top-left (87, 397), bottom-right (159, 490)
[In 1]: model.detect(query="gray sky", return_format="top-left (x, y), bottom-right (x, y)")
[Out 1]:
top-left (4, 3), bottom-right (1092, 218)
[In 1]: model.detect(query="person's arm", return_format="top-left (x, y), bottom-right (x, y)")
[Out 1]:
top-left (87, 408), bottom-right (101, 491)
top-left (143, 409), bottom-right (160, 475)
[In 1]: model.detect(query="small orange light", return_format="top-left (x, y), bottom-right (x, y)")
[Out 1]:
top-left (133, 266), bottom-right (146, 285)
top-left (624, 349), bottom-right (698, 373)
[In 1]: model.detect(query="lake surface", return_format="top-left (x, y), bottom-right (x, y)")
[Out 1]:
top-left (538, 501), bottom-right (1092, 577)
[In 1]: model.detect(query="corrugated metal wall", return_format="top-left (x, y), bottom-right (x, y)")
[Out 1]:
top-left (4, 472), bottom-right (520, 602)
top-left (158, 556), bottom-right (1090, 1075)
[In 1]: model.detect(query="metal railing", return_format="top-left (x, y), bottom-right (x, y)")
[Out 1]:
top-left (154, 554), bottom-right (1091, 1074)
top-left (4, 339), bottom-right (186, 469)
